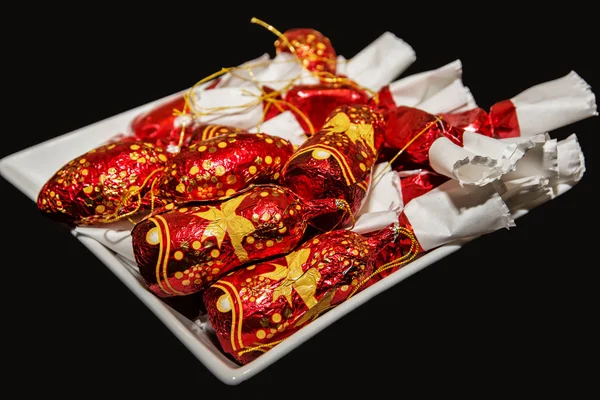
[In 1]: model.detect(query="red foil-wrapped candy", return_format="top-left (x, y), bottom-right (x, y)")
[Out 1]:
top-left (203, 223), bottom-right (410, 364)
top-left (275, 83), bottom-right (370, 134)
top-left (274, 28), bottom-right (337, 74)
top-left (156, 132), bottom-right (294, 204)
top-left (131, 184), bottom-right (348, 298)
top-left (440, 100), bottom-right (519, 139)
top-left (382, 106), bottom-right (466, 168)
top-left (399, 170), bottom-right (449, 205)
top-left (130, 96), bottom-right (187, 145)
top-left (362, 213), bottom-right (425, 287)
top-left (37, 141), bottom-right (168, 226)
top-left (279, 105), bottom-right (385, 231)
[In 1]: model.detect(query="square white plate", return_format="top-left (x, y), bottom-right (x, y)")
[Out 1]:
top-left (0, 91), bottom-right (569, 385)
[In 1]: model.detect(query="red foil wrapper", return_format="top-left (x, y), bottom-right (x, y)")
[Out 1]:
top-left (203, 224), bottom-right (402, 364)
top-left (279, 105), bottom-right (385, 231)
top-left (275, 28), bottom-right (337, 74)
top-left (37, 141), bottom-right (168, 226)
top-left (363, 214), bottom-right (424, 287)
top-left (155, 133), bottom-right (294, 204)
top-left (400, 170), bottom-right (449, 206)
top-left (382, 106), bottom-right (464, 168)
top-left (441, 100), bottom-right (519, 139)
top-left (369, 85), bottom-right (396, 112)
top-left (278, 83), bottom-right (371, 134)
top-left (131, 184), bottom-right (347, 298)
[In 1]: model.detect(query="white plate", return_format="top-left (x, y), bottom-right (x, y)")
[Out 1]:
top-left (0, 91), bottom-right (570, 385)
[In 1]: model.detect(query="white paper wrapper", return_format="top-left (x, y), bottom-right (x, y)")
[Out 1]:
top-left (189, 86), bottom-right (265, 129)
top-left (500, 134), bottom-right (558, 181)
top-left (386, 59), bottom-right (477, 114)
top-left (403, 179), bottom-right (515, 251)
top-left (500, 133), bottom-right (586, 212)
top-left (429, 132), bottom-right (542, 186)
top-left (511, 71), bottom-right (597, 136)
top-left (248, 111), bottom-right (307, 146)
top-left (214, 53), bottom-right (271, 89)
top-left (336, 55), bottom-right (348, 76)
top-left (553, 133), bottom-right (585, 185)
top-left (345, 32), bottom-right (416, 93)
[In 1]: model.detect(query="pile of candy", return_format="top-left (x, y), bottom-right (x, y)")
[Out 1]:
top-left (36, 18), bottom-right (596, 364)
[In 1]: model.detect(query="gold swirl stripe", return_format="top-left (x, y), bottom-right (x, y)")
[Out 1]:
top-left (215, 280), bottom-right (245, 351)
top-left (356, 181), bottom-right (368, 192)
top-left (148, 217), bottom-right (172, 296)
top-left (289, 144), bottom-right (356, 186)
top-left (154, 215), bottom-right (185, 296)
top-left (211, 283), bottom-right (239, 352)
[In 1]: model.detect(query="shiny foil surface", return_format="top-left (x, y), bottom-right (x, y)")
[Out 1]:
top-left (400, 170), bottom-right (449, 206)
top-left (131, 184), bottom-right (344, 298)
top-left (275, 28), bottom-right (337, 74)
top-left (156, 133), bottom-right (294, 204)
top-left (37, 141), bottom-right (169, 226)
top-left (282, 83), bottom-right (371, 134)
top-left (382, 106), bottom-right (464, 168)
top-left (279, 105), bottom-right (386, 231)
top-left (363, 214), bottom-right (424, 287)
top-left (441, 107), bottom-right (493, 137)
top-left (203, 225), bottom-right (400, 364)
top-left (489, 99), bottom-right (520, 138)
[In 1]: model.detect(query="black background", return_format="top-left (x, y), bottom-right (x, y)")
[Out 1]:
top-left (2, 6), bottom-right (598, 396)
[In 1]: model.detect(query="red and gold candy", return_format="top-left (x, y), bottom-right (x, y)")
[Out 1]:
top-left (203, 223), bottom-right (414, 364)
top-left (156, 132), bottom-right (294, 204)
top-left (441, 100), bottom-right (519, 139)
top-left (276, 82), bottom-right (371, 134)
top-left (279, 104), bottom-right (385, 230)
top-left (274, 28), bottom-right (337, 75)
top-left (37, 141), bottom-right (168, 226)
top-left (131, 184), bottom-right (348, 298)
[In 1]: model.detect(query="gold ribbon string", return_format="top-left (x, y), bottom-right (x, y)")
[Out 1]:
top-left (93, 167), bottom-right (164, 224)
top-left (371, 116), bottom-right (443, 187)
top-left (237, 338), bottom-right (287, 357)
top-left (348, 226), bottom-right (419, 299)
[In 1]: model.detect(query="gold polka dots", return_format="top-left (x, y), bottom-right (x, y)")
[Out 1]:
top-left (359, 163), bottom-right (366, 172)
top-left (260, 191), bottom-right (269, 197)
top-left (266, 240), bottom-right (274, 247)
top-left (248, 166), bottom-right (257, 174)
top-left (165, 203), bottom-right (175, 210)
top-left (95, 205), bottom-right (105, 213)
top-left (83, 186), bottom-right (94, 195)
top-left (192, 241), bottom-right (201, 250)
top-left (158, 154), bottom-right (168, 162)
top-left (209, 147), bottom-right (217, 153)
top-left (210, 249), bottom-right (220, 258)
top-left (176, 183), bottom-right (185, 193)
top-left (215, 165), bottom-right (226, 176)
top-left (203, 160), bottom-right (212, 170)
top-left (273, 172), bottom-right (280, 180)
top-left (79, 158), bottom-right (87, 164)
top-left (175, 271), bottom-right (184, 279)
top-left (137, 157), bottom-right (146, 164)
top-left (198, 145), bottom-right (207, 152)
top-left (218, 142), bottom-right (227, 148)
top-left (252, 213), bottom-right (259, 221)
top-left (81, 169), bottom-right (89, 176)
top-left (272, 313), bottom-right (282, 323)
top-left (265, 138), bottom-right (274, 144)
top-left (256, 329), bottom-right (266, 339)
top-left (341, 285), bottom-right (349, 291)
top-left (211, 268), bottom-right (220, 275)
top-left (313, 239), bottom-right (320, 244)
top-left (182, 279), bottom-right (190, 286)
top-left (194, 278), bottom-right (202, 285)
top-left (189, 166), bottom-right (199, 175)
top-left (312, 149), bottom-right (331, 160)
top-left (146, 227), bottom-right (160, 245)
top-left (226, 189), bottom-right (235, 196)
top-left (265, 156), bottom-right (273, 164)
top-left (130, 144), bottom-right (140, 150)
top-left (217, 293), bottom-right (232, 312)
top-left (226, 175), bottom-right (237, 184)
top-left (174, 251), bottom-right (184, 261)
top-left (246, 236), bottom-right (255, 244)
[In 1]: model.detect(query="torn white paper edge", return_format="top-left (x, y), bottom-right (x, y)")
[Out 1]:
top-left (512, 70), bottom-right (597, 136)
top-left (345, 32), bottom-right (416, 93)
top-left (403, 179), bottom-right (515, 251)
top-left (429, 132), bottom-right (540, 186)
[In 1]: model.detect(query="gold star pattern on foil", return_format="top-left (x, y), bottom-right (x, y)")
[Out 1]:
top-left (322, 112), bottom-right (376, 155)
top-left (193, 192), bottom-right (255, 262)
top-left (260, 248), bottom-right (320, 308)
top-left (293, 290), bottom-right (335, 328)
